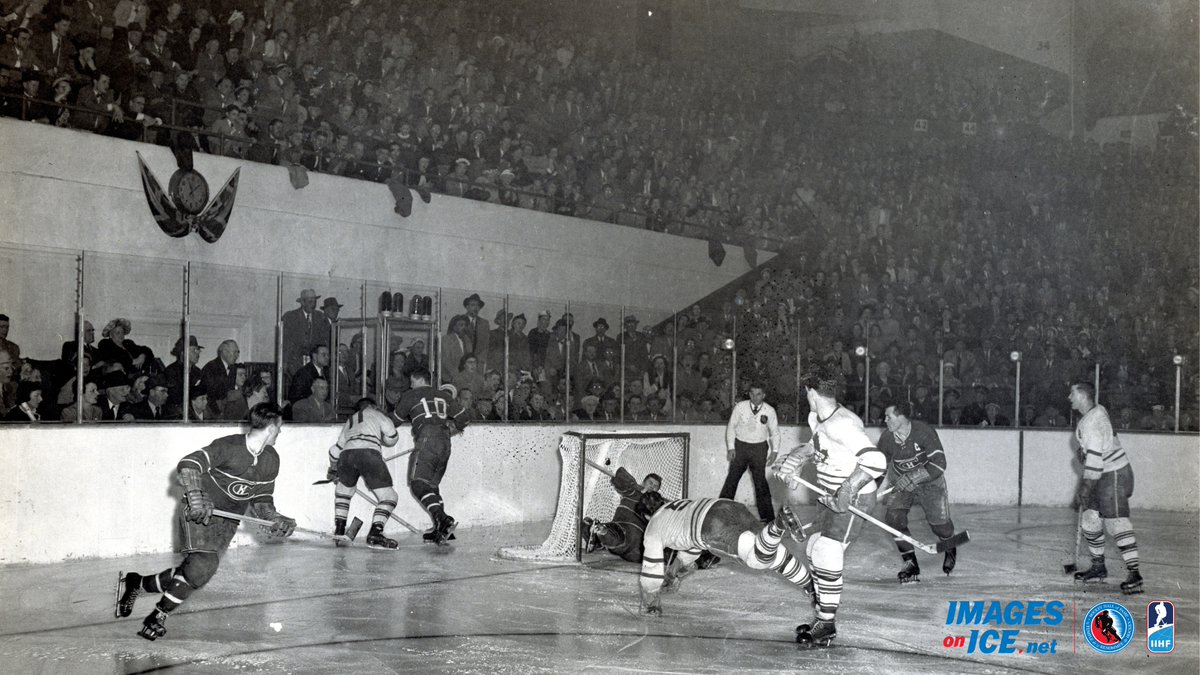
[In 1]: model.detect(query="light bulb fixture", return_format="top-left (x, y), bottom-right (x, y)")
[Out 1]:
top-left (1173, 355), bottom-right (1184, 366)
top-left (1010, 351), bottom-right (1021, 362)
top-left (722, 338), bottom-right (735, 351)
top-left (855, 345), bottom-right (868, 357)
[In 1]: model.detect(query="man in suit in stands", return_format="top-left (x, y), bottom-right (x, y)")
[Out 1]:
top-left (281, 289), bottom-right (328, 381)
top-left (130, 375), bottom-right (174, 420)
top-left (291, 376), bottom-right (335, 422)
top-left (100, 370), bottom-right (135, 421)
top-left (200, 340), bottom-right (240, 417)
top-left (288, 344), bottom-right (329, 404)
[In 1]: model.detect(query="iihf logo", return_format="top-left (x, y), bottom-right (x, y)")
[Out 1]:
top-left (1082, 602), bottom-right (1134, 654)
top-left (1147, 601), bottom-right (1175, 654)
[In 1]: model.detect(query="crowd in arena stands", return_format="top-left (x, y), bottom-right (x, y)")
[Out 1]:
top-left (1, 0), bottom-right (1105, 247)
top-left (0, 1), bottom-right (1196, 429)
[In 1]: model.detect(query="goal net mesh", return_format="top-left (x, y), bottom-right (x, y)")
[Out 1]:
top-left (496, 432), bottom-right (688, 562)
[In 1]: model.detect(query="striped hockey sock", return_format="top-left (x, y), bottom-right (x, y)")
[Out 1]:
top-left (810, 537), bottom-right (843, 621)
top-left (752, 521), bottom-right (784, 565)
top-left (140, 567), bottom-right (176, 594)
top-left (1105, 518), bottom-right (1139, 572)
top-left (372, 499), bottom-right (398, 527)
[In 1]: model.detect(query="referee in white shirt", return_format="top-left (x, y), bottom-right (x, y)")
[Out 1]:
top-left (721, 383), bottom-right (780, 521)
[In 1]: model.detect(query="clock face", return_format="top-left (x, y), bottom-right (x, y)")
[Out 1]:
top-left (171, 169), bottom-right (209, 214)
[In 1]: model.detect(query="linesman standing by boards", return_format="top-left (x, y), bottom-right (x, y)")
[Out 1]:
top-left (1069, 382), bottom-right (1143, 594)
top-left (721, 382), bottom-right (780, 522)
top-left (878, 402), bottom-right (959, 583)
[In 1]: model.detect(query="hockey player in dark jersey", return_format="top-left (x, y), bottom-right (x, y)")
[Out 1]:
top-left (394, 369), bottom-right (469, 545)
top-left (583, 467), bottom-right (664, 562)
top-left (878, 402), bottom-right (959, 583)
top-left (114, 403), bottom-right (295, 641)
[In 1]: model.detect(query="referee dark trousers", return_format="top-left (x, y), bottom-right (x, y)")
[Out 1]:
top-left (720, 438), bottom-right (774, 520)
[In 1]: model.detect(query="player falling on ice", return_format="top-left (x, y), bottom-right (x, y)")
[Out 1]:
top-left (326, 397), bottom-right (403, 550)
top-left (114, 403), bottom-right (296, 640)
top-left (771, 365), bottom-right (888, 647)
top-left (638, 498), bottom-right (812, 626)
top-left (877, 402), bottom-right (959, 582)
top-left (583, 467), bottom-right (664, 562)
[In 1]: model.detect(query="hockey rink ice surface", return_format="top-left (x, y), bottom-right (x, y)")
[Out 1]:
top-left (1, 505), bottom-right (1196, 674)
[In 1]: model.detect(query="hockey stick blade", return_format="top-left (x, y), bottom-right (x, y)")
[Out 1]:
top-left (936, 530), bottom-right (970, 553)
top-left (312, 478), bottom-right (334, 485)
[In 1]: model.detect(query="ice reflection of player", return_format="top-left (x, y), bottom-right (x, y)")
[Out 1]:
top-left (1153, 602), bottom-right (1168, 628)
top-left (1094, 610), bottom-right (1120, 643)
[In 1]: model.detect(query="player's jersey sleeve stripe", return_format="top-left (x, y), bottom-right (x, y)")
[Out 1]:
top-left (179, 457), bottom-right (205, 472)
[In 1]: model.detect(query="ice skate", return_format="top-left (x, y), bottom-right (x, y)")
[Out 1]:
top-left (365, 523), bottom-right (399, 550)
top-left (696, 551), bottom-right (721, 569)
top-left (942, 546), bottom-right (958, 575)
top-left (898, 557), bottom-right (921, 583)
top-left (775, 505), bottom-right (806, 542)
top-left (796, 619), bottom-right (837, 648)
top-left (114, 571), bottom-right (141, 618)
top-left (433, 513), bottom-right (457, 546)
top-left (1120, 570), bottom-right (1144, 595)
top-left (1074, 560), bottom-right (1107, 583)
top-left (137, 608), bottom-right (168, 641)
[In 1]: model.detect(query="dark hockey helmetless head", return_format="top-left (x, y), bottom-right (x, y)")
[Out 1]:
top-left (800, 364), bottom-right (840, 400)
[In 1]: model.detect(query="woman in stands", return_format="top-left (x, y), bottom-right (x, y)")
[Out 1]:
top-left (60, 379), bottom-right (102, 422)
top-left (97, 318), bottom-right (141, 373)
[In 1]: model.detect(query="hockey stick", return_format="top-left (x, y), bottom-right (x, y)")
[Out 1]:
top-left (1063, 507), bottom-right (1083, 574)
top-left (212, 508), bottom-right (363, 543)
top-left (313, 448), bottom-right (415, 485)
top-left (797, 486), bottom-right (895, 536)
top-left (353, 488), bottom-right (423, 535)
top-left (791, 477), bottom-right (968, 555)
top-left (584, 457), bottom-right (620, 481)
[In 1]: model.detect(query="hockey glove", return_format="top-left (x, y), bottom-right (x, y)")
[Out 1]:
top-left (771, 447), bottom-right (809, 489)
top-left (178, 467), bottom-right (213, 525)
top-left (822, 468), bottom-right (874, 514)
top-left (184, 489), bottom-right (214, 525)
top-left (325, 462), bottom-right (338, 483)
top-left (895, 466), bottom-right (931, 493)
top-left (1074, 479), bottom-right (1098, 510)
top-left (269, 514), bottom-right (297, 537)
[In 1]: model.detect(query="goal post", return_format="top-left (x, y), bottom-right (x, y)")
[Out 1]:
top-left (497, 431), bottom-right (690, 563)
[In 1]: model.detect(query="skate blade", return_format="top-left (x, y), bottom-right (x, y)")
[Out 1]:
top-left (114, 571), bottom-right (125, 618)
top-left (899, 577), bottom-right (921, 584)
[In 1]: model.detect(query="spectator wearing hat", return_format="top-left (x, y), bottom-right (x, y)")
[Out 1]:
top-left (981, 401), bottom-right (1011, 427)
top-left (99, 370), bottom-right (135, 421)
top-left (528, 311), bottom-right (553, 371)
top-left (582, 318), bottom-right (618, 361)
top-left (1139, 404), bottom-right (1172, 431)
top-left (185, 381), bottom-right (210, 421)
top-left (200, 339), bottom-right (240, 417)
top-left (506, 314), bottom-right (531, 374)
top-left (97, 317), bottom-right (142, 373)
top-left (164, 335), bottom-right (203, 408)
top-left (321, 297), bottom-right (343, 325)
top-left (3, 380), bottom-right (44, 422)
top-left (281, 288), bottom-right (329, 381)
top-left (455, 293), bottom-right (490, 369)
top-left (130, 374), bottom-right (172, 421)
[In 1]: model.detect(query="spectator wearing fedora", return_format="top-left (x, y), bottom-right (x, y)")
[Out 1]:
top-left (164, 335), bottom-right (203, 409)
top-left (507, 314), bottom-right (531, 374)
top-left (281, 288), bottom-right (329, 382)
top-left (184, 381), bottom-right (210, 421)
top-left (455, 293), bottom-right (490, 369)
top-left (99, 370), bottom-right (135, 421)
top-left (621, 315), bottom-right (649, 382)
top-left (321, 297), bottom-right (343, 327)
top-left (582, 317), bottom-right (618, 361)
top-left (130, 374), bottom-right (172, 421)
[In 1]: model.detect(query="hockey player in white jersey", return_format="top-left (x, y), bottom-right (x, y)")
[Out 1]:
top-left (326, 397), bottom-right (403, 549)
top-left (638, 497), bottom-right (812, 626)
top-left (771, 364), bottom-right (888, 647)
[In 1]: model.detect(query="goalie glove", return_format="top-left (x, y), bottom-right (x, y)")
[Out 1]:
top-left (822, 468), bottom-right (874, 514)
top-left (894, 466), bottom-right (931, 493)
top-left (178, 467), bottom-right (213, 525)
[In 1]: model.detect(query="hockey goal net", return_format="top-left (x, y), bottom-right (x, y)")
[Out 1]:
top-left (497, 431), bottom-right (689, 563)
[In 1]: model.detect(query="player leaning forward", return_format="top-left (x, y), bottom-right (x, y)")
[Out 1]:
top-left (879, 402), bottom-right (959, 583)
top-left (115, 403), bottom-right (296, 640)
top-left (1069, 382), bottom-right (1143, 594)
top-left (327, 397), bottom-right (404, 550)
top-left (394, 369), bottom-right (469, 545)
top-left (772, 366), bottom-right (888, 647)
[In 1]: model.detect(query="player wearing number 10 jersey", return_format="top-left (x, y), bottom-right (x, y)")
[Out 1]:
top-left (395, 367), bottom-right (470, 545)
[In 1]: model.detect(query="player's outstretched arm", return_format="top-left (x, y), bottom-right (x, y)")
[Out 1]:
top-left (639, 539), bottom-right (668, 616)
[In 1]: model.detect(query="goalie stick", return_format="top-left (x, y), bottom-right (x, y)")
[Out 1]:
top-left (211, 509), bottom-right (363, 543)
top-left (790, 477), bottom-right (969, 555)
top-left (313, 448), bottom-right (415, 485)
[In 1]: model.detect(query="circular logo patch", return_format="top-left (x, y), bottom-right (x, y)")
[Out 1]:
top-left (1083, 602), bottom-right (1134, 654)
